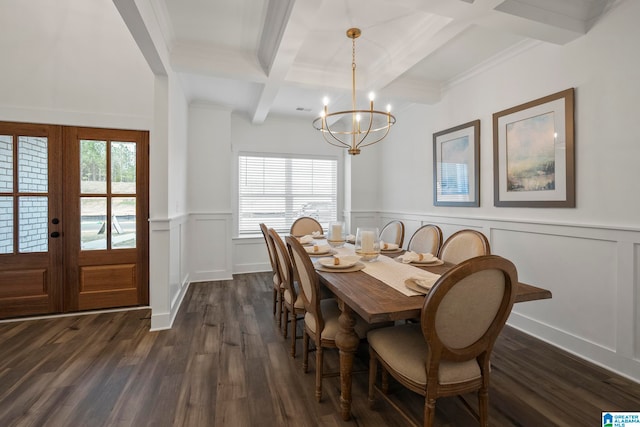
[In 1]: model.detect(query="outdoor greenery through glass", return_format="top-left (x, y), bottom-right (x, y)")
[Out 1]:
top-left (80, 140), bottom-right (136, 250)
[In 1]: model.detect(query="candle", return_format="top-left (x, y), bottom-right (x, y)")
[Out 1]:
top-left (331, 223), bottom-right (342, 240)
top-left (361, 230), bottom-right (374, 252)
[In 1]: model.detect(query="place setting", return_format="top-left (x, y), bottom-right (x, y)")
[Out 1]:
top-left (314, 255), bottom-right (365, 273)
top-left (304, 244), bottom-right (335, 257)
top-left (379, 241), bottom-right (403, 254)
top-left (396, 251), bottom-right (444, 266)
top-left (403, 274), bottom-right (440, 295)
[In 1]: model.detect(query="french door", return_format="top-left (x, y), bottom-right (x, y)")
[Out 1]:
top-left (0, 122), bottom-right (148, 319)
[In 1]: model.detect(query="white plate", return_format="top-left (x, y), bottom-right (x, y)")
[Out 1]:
top-left (318, 255), bottom-right (360, 269)
top-left (381, 248), bottom-right (403, 254)
top-left (411, 259), bottom-right (444, 266)
top-left (304, 245), bottom-right (332, 255)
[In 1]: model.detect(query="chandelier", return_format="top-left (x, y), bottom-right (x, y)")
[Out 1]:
top-left (312, 28), bottom-right (396, 155)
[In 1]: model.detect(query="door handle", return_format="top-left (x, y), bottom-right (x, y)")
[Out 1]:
top-left (50, 231), bottom-right (60, 238)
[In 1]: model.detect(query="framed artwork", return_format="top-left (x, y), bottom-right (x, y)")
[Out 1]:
top-left (433, 119), bottom-right (480, 207)
top-left (493, 88), bottom-right (575, 207)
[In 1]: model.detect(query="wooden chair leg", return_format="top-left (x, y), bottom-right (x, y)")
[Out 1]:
top-left (315, 346), bottom-right (323, 402)
top-left (303, 331), bottom-right (309, 373)
top-left (276, 290), bottom-right (283, 327)
top-left (283, 306), bottom-right (289, 338)
top-left (290, 314), bottom-right (297, 357)
top-left (272, 288), bottom-right (277, 316)
top-left (478, 387), bottom-right (489, 427)
top-left (368, 347), bottom-right (378, 407)
top-left (424, 397), bottom-right (436, 427)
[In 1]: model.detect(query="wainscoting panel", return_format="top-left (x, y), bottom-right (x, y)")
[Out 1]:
top-left (189, 213), bottom-right (233, 282)
top-left (491, 228), bottom-right (617, 350)
top-left (233, 236), bottom-right (271, 274)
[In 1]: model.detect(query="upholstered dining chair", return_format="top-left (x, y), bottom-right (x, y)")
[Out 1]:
top-left (269, 228), bottom-right (305, 357)
top-left (407, 224), bottom-right (443, 256)
top-left (438, 229), bottom-right (490, 264)
top-left (367, 255), bottom-right (518, 427)
top-left (380, 220), bottom-right (405, 247)
top-left (290, 216), bottom-right (323, 237)
top-left (260, 223), bottom-right (283, 326)
top-left (286, 235), bottom-right (371, 402)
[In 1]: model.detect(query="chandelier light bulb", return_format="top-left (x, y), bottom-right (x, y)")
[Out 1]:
top-left (386, 104), bottom-right (391, 112)
top-left (356, 114), bottom-right (361, 122)
top-left (323, 96), bottom-right (330, 106)
top-left (369, 92), bottom-right (375, 102)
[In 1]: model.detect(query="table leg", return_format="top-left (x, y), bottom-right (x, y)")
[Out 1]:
top-left (335, 300), bottom-right (360, 421)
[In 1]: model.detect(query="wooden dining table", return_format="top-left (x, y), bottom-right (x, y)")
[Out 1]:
top-left (315, 251), bottom-right (552, 421)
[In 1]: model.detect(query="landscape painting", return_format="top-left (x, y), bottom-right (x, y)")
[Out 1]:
top-left (505, 111), bottom-right (555, 192)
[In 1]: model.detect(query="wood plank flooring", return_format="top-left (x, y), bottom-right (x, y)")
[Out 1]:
top-left (1, 272), bottom-right (639, 426)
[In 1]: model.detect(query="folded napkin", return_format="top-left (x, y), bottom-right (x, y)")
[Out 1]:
top-left (346, 234), bottom-right (355, 243)
top-left (406, 275), bottom-right (439, 291)
top-left (380, 241), bottom-right (399, 251)
top-left (397, 251), bottom-right (438, 264)
top-left (304, 244), bottom-right (330, 254)
top-left (311, 230), bottom-right (323, 238)
top-left (299, 235), bottom-right (314, 244)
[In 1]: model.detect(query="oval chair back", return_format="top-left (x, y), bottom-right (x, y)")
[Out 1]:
top-left (407, 224), bottom-right (443, 255)
top-left (290, 216), bottom-right (323, 237)
top-left (438, 229), bottom-right (490, 264)
top-left (379, 220), bottom-right (405, 247)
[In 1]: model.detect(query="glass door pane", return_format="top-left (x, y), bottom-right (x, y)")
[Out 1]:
top-left (81, 197), bottom-right (107, 250)
top-left (18, 196), bottom-right (48, 253)
top-left (0, 197), bottom-right (13, 254)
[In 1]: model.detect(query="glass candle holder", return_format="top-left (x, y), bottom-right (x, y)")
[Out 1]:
top-left (327, 221), bottom-right (346, 248)
top-left (355, 227), bottom-right (380, 261)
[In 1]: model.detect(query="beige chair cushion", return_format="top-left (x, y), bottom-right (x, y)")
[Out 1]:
top-left (436, 270), bottom-right (504, 348)
top-left (408, 227), bottom-right (439, 255)
top-left (305, 299), bottom-right (370, 340)
top-left (380, 222), bottom-right (403, 246)
top-left (368, 324), bottom-right (481, 386)
top-left (284, 289), bottom-right (305, 310)
top-left (440, 233), bottom-right (488, 264)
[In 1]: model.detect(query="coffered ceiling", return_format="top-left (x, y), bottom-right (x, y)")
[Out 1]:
top-left (117, 0), bottom-right (613, 123)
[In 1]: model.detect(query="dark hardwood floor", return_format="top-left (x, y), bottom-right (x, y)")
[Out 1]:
top-left (1, 272), bottom-right (639, 426)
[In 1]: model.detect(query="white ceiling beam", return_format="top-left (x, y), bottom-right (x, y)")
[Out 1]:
top-left (251, 0), bottom-right (325, 124)
top-left (113, 0), bottom-right (167, 75)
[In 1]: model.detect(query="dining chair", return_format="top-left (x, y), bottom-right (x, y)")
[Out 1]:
top-left (286, 235), bottom-right (371, 402)
top-left (290, 216), bottom-right (323, 237)
top-left (269, 228), bottom-right (305, 357)
top-left (379, 220), bottom-right (405, 247)
top-left (407, 224), bottom-right (443, 255)
top-left (260, 223), bottom-right (283, 326)
top-left (367, 255), bottom-right (518, 427)
top-left (438, 229), bottom-right (490, 264)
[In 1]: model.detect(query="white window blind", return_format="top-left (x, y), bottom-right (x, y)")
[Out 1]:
top-left (238, 154), bottom-right (337, 235)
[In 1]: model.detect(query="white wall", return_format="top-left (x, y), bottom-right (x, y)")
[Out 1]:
top-left (371, 0), bottom-right (640, 382)
top-left (0, 0), bottom-right (153, 128)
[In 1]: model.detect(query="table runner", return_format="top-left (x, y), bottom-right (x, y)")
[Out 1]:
top-left (331, 245), bottom-right (440, 297)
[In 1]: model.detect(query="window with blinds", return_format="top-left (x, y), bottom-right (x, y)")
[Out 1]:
top-left (238, 154), bottom-right (338, 235)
